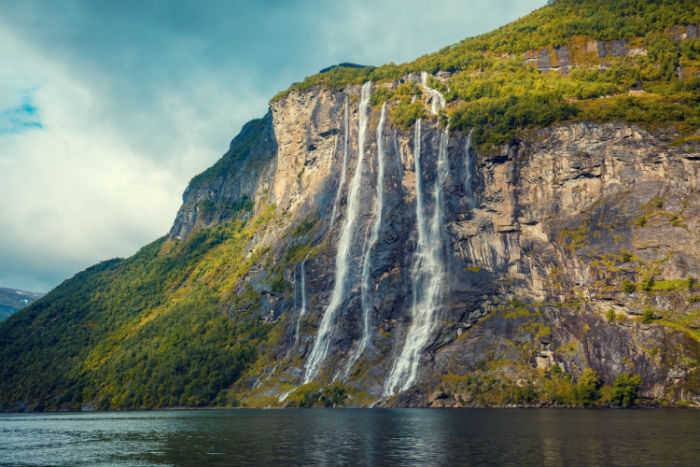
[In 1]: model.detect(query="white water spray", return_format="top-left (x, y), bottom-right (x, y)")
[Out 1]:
top-left (421, 71), bottom-right (445, 114)
top-left (329, 97), bottom-right (350, 229)
top-left (304, 82), bottom-right (372, 383)
top-left (345, 102), bottom-right (387, 376)
top-left (384, 77), bottom-right (449, 396)
top-left (294, 255), bottom-right (309, 344)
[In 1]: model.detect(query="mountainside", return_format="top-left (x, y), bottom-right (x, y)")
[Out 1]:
top-left (0, 288), bottom-right (44, 321)
top-left (1, 0), bottom-right (699, 411)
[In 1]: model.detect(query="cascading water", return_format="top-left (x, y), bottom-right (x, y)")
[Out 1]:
top-left (421, 71), bottom-right (445, 114)
top-left (384, 75), bottom-right (449, 396)
top-left (344, 102), bottom-right (387, 376)
top-left (329, 97), bottom-right (350, 229)
top-left (294, 254), bottom-right (309, 344)
top-left (303, 82), bottom-right (372, 383)
top-left (464, 128), bottom-right (474, 206)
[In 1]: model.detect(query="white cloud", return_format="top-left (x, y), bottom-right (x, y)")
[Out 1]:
top-left (0, 0), bottom-right (546, 292)
top-left (0, 26), bottom-right (262, 291)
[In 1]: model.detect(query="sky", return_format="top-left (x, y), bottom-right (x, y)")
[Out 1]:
top-left (0, 0), bottom-right (547, 293)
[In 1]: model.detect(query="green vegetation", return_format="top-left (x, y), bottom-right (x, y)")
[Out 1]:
top-left (612, 372), bottom-right (643, 407)
top-left (622, 279), bottom-right (636, 294)
top-left (292, 215), bottom-right (318, 237)
top-left (641, 275), bottom-right (655, 292)
top-left (606, 308), bottom-right (616, 322)
top-left (390, 99), bottom-right (427, 129)
top-left (620, 250), bottom-right (632, 262)
top-left (0, 204), bottom-right (280, 411)
top-left (575, 368), bottom-right (602, 405)
top-left (438, 366), bottom-right (648, 407)
top-left (273, 0), bottom-right (699, 153)
top-left (641, 308), bottom-right (657, 324)
top-left (450, 89), bottom-right (578, 150)
top-left (285, 382), bottom-right (350, 407)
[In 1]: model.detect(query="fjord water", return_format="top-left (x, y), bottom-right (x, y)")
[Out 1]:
top-left (1, 409), bottom-right (697, 467)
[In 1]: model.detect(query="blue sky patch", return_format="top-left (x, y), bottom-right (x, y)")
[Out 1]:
top-left (0, 93), bottom-right (43, 135)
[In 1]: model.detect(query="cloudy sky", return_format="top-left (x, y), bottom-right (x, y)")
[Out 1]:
top-left (0, 0), bottom-right (546, 293)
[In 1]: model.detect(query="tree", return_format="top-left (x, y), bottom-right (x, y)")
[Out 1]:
top-left (612, 373), bottom-right (642, 407)
top-left (575, 368), bottom-right (602, 406)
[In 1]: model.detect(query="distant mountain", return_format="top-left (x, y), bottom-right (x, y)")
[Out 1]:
top-left (318, 63), bottom-right (369, 74)
top-left (0, 288), bottom-right (44, 321)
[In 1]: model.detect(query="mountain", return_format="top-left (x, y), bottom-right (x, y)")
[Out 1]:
top-left (0, 288), bottom-right (44, 321)
top-left (1, 0), bottom-right (698, 411)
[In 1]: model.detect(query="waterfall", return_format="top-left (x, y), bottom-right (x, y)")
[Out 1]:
top-left (344, 102), bottom-right (387, 376)
top-left (393, 129), bottom-right (403, 177)
top-left (304, 82), bottom-right (372, 383)
top-left (294, 255), bottom-right (309, 344)
top-left (384, 76), bottom-right (449, 396)
top-left (464, 128), bottom-right (474, 206)
top-left (329, 97), bottom-right (350, 229)
top-left (421, 71), bottom-right (445, 114)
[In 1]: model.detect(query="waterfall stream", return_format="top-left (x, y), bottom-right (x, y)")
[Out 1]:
top-left (384, 75), bottom-right (448, 396)
top-left (464, 128), bottom-right (474, 206)
top-left (329, 97), bottom-right (350, 230)
top-left (304, 82), bottom-right (372, 383)
top-left (421, 71), bottom-right (445, 114)
top-left (344, 102), bottom-right (387, 377)
top-left (294, 254), bottom-right (309, 344)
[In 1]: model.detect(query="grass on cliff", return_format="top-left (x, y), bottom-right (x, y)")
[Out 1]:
top-left (273, 0), bottom-right (700, 153)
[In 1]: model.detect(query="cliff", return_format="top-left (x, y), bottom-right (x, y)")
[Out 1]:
top-left (0, 0), bottom-right (698, 410)
top-left (180, 81), bottom-right (699, 406)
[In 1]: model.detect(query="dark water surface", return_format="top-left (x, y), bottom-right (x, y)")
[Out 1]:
top-left (0, 409), bottom-right (697, 467)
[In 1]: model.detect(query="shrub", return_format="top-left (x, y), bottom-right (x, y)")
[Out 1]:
top-left (292, 215), bottom-right (318, 237)
top-left (622, 279), bottom-right (636, 294)
top-left (575, 368), bottom-right (602, 406)
top-left (606, 309), bottom-right (616, 322)
top-left (641, 276), bottom-right (655, 292)
top-left (612, 373), bottom-right (642, 407)
top-left (640, 308), bottom-right (656, 324)
top-left (390, 98), bottom-right (427, 129)
top-left (620, 251), bottom-right (632, 263)
top-left (286, 382), bottom-right (349, 407)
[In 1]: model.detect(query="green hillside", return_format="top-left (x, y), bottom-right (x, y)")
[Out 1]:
top-left (0, 204), bottom-right (280, 410)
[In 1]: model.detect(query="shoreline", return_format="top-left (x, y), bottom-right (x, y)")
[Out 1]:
top-left (2, 403), bottom-right (698, 414)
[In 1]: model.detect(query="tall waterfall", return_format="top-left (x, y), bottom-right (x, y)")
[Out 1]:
top-left (294, 255), bottom-right (309, 344)
top-left (464, 128), bottom-right (474, 206)
top-left (304, 82), bottom-right (372, 383)
top-left (384, 76), bottom-right (449, 396)
top-left (329, 97), bottom-right (350, 229)
top-left (345, 102), bottom-right (387, 376)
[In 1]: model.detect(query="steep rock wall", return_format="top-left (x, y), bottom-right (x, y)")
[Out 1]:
top-left (171, 81), bottom-right (700, 406)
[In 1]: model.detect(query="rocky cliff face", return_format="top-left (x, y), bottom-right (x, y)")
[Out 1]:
top-left (170, 79), bottom-right (700, 406)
